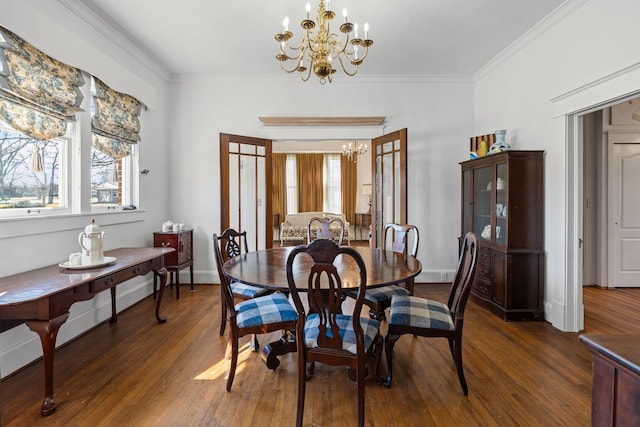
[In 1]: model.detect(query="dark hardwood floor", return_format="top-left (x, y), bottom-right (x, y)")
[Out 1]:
top-left (1, 284), bottom-right (638, 426)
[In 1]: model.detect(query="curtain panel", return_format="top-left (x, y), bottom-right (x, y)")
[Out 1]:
top-left (272, 153), bottom-right (288, 221)
top-left (340, 158), bottom-right (357, 223)
top-left (296, 153), bottom-right (324, 212)
top-left (0, 25), bottom-right (84, 140)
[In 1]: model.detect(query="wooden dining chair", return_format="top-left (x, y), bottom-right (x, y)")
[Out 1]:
top-left (216, 229), bottom-right (273, 338)
top-left (357, 223), bottom-right (420, 321)
top-left (212, 234), bottom-right (298, 391)
top-left (382, 232), bottom-right (479, 395)
top-left (306, 216), bottom-right (346, 245)
top-left (286, 239), bottom-right (382, 427)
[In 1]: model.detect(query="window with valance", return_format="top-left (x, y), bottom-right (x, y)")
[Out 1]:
top-left (0, 24), bottom-right (143, 215)
top-left (0, 25), bottom-right (84, 141)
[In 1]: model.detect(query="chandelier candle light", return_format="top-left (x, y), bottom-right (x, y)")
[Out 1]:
top-left (275, 0), bottom-right (373, 84)
top-left (342, 141), bottom-right (367, 162)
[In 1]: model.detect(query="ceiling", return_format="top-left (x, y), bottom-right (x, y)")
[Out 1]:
top-left (78, 0), bottom-right (566, 79)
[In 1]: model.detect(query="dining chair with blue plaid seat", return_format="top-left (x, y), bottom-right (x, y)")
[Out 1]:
top-left (382, 232), bottom-right (479, 395)
top-left (286, 239), bottom-right (382, 427)
top-left (213, 233), bottom-right (298, 391)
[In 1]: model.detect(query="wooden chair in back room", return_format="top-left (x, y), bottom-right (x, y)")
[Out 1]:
top-left (306, 216), bottom-right (346, 245)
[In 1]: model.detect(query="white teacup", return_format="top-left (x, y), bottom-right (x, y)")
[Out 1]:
top-left (69, 252), bottom-right (82, 266)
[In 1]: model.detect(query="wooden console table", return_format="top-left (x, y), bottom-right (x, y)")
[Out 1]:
top-left (0, 247), bottom-right (173, 417)
top-left (580, 334), bottom-right (640, 426)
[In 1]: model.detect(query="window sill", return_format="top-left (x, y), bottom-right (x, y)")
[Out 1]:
top-left (0, 210), bottom-right (146, 240)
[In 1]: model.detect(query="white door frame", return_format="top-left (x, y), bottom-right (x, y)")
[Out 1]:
top-left (562, 87), bottom-right (640, 332)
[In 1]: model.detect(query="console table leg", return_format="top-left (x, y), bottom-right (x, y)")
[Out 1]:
top-left (154, 267), bottom-right (168, 324)
top-left (25, 312), bottom-right (70, 417)
top-left (109, 287), bottom-right (118, 324)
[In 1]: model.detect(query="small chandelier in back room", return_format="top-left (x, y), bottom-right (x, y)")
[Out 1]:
top-left (274, 0), bottom-right (373, 84)
top-left (342, 141), bottom-right (368, 162)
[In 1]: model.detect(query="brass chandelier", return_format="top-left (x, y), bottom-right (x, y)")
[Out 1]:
top-left (274, 0), bottom-right (373, 84)
top-left (342, 141), bottom-right (368, 162)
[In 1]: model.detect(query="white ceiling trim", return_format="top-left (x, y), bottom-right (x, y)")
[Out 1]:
top-left (474, 0), bottom-right (588, 82)
top-left (60, 0), bottom-right (173, 82)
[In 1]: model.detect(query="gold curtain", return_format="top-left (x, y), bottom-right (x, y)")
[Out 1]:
top-left (341, 157), bottom-right (358, 223)
top-left (296, 153), bottom-right (324, 212)
top-left (272, 153), bottom-right (288, 223)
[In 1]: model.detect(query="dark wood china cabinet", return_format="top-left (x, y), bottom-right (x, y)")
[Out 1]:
top-left (460, 150), bottom-right (544, 321)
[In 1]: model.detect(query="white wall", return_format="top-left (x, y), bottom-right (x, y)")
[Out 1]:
top-left (0, 0), bottom-right (172, 376)
top-left (169, 75), bottom-right (475, 285)
top-left (474, 0), bottom-right (640, 331)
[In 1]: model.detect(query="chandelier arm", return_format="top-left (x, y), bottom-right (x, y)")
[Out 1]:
top-left (335, 54), bottom-right (359, 76)
top-left (300, 63), bottom-right (313, 81)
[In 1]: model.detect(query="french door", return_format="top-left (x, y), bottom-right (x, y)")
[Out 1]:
top-left (219, 133), bottom-right (273, 251)
top-left (371, 129), bottom-right (407, 248)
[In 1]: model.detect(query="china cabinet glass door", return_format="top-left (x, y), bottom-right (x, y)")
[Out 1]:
top-left (473, 166), bottom-right (492, 241)
top-left (495, 162), bottom-right (507, 245)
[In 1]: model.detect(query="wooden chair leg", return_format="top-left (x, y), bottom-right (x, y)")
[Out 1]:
top-left (296, 353), bottom-right (306, 427)
top-left (219, 292), bottom-right (227, 336)
top-left (452, 336), bottom-right (468, 395)
top-left (226, 332), bottom-right (238, 392)
top-left (357, 357), bottom-right (366, 427)
top-left (382, 333), bottom-right (400, 388)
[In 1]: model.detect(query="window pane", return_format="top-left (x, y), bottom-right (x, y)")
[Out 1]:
top-left (286, 154), bottom-right (297, 214)
top-left (91, 148), bottom-right (132, 208)
top-left (0, 125), bottom-right (68, 216)
top-left (323, 154), bottom-right (341, 213)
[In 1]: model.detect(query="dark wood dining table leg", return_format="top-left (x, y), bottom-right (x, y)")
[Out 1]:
top-left (25, 312), bottom-right (70, 416)
top-left (260, 331), bottom-right (296, 370)
top-left (155, 267), bottom-right (168, 324)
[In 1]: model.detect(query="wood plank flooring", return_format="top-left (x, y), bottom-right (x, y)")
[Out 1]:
top-left (1, 284), bottom-right (638, 426)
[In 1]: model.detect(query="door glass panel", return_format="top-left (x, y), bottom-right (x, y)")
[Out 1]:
top-left (240, 153), bottom-right (257, 249)
top-left (256, 156), bottom-right (266, 250)
top-left (372, 129), bottom-right (407, 248)
top-left (221, 134), bottom-right (272, 250)
top-left (228, 153), bottom-right (240, 230)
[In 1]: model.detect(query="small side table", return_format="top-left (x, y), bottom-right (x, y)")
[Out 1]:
top-left (153, 229), bottom-right (194, 299)
top-left (354, 213), bottom-right (372, 241)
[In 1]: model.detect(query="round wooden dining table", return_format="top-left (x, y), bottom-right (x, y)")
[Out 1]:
top-left (222, 245), bottom-right (422, 369)
top-left (223, 246), bottom-right (422, 291)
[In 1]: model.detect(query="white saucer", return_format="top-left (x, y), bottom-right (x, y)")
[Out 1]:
top-left (59, 256), bottom-right (117, 269)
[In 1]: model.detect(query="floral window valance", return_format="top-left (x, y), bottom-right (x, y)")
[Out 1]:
top-left (91, 77), bottom-right (141, 159)
top-left (0, 25), bottom-right (84, 140)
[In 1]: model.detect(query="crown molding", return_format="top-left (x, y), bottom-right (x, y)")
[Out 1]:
top-left (58, 0), bottom-right (173, 82)
top-left (474, 0), bottom-right (589, 81)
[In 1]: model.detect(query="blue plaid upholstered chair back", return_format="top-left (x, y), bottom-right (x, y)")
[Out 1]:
top-left (286, 239), bottom-right (368, 353)
top-left (448, 232), bottom-right (479, 325)
top-left (286, 239), bottom-right (382, 426)
top-left (383, 223), bottom-right (419, 257)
